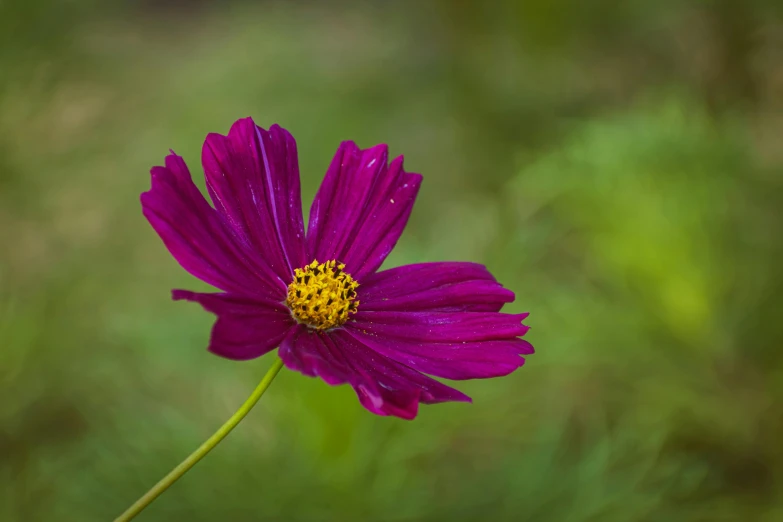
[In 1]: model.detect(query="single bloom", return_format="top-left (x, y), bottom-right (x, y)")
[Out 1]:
top-left (141, 118), bottom-right (533, 419)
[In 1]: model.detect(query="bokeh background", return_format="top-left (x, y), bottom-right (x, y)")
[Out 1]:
top-left (2, 1), bottom-right (783, 520)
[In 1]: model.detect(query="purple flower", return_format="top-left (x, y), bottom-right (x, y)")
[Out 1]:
top-left (141, 118), bottom-right (533, 420)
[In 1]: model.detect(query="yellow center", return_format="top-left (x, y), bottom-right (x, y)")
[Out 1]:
top-left (285, 259), bottom-right (359, 330)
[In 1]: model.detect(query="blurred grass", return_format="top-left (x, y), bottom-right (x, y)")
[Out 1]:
top-left (1, 1), bottom-right (782, 521)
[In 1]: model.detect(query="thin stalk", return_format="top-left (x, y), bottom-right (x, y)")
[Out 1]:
top-left (115, 357), bottom-right (285, 522)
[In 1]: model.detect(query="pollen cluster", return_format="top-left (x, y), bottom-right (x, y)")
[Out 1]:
top-left (286, 259), bottom-right (359, 330)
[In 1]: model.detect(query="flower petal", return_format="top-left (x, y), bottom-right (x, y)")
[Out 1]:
top-left (359, 262), bottom-right (515, 312)
top-left (344, 324), bottom-right (531, 380)
top-left (330, 331), bottom-right (471, 417)
top-left (279, 327), bottom-right (470, 419)
top-left (173, 290), bottom-right (294, 360)
top-left (141, 153), bottom-right (283, 298)
top-left (351, 310), bottom-right (530, 342)
top-left (278, 325), bottom-right (353, 386)
top-left (202, 118), bottom-right (306, 283)
top-left (306, 142), bottom-right (421, 279)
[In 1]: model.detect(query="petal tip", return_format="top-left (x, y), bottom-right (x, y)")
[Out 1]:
top-left (225, 116), bottom-right (259, 138)
top-left (171, 289), bottom-right (194, 301)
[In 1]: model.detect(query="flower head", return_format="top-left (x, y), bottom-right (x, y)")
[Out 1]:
top-left (141, 118), bottom-right (533, 419)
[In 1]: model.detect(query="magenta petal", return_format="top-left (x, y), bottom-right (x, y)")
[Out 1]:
top-left (329, 331), bottom-right (471, 417)
top-left (306, 143), bottom-right (422, 279)
top-left (352, 310), bottom-right (530, 342)
top-left (359, 262), bottom-right (515, 312)
top-left (202, 119), bottom-right (306, 283)
top-left (355, 386), bottom-right (422, 420)
top-left (280, 327), bottom-right (470, 419)
top-left (278, 326), bottom-right (353, 386)
top-left (306, 142), bottom-right (386, 266)
top-left (343, 326), bottom-right (532, 380)
top-left (141, 153), bottom-right (283, 298)
top-left (173, 290), bottom-right (294, 360)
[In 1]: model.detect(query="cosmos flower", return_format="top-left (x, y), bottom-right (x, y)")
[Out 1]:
top-left (141, 118), bottom-right (533, 419)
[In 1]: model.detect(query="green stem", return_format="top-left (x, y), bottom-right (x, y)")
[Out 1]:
top-left (115, 357), bottom-right (285, 522)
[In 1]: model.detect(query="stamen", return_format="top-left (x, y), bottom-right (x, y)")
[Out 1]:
top-left (285, 259), bottom-right (359, 330)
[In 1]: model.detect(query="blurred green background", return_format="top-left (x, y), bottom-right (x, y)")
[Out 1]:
top-left (2, 1), bottom-right (783, 520)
